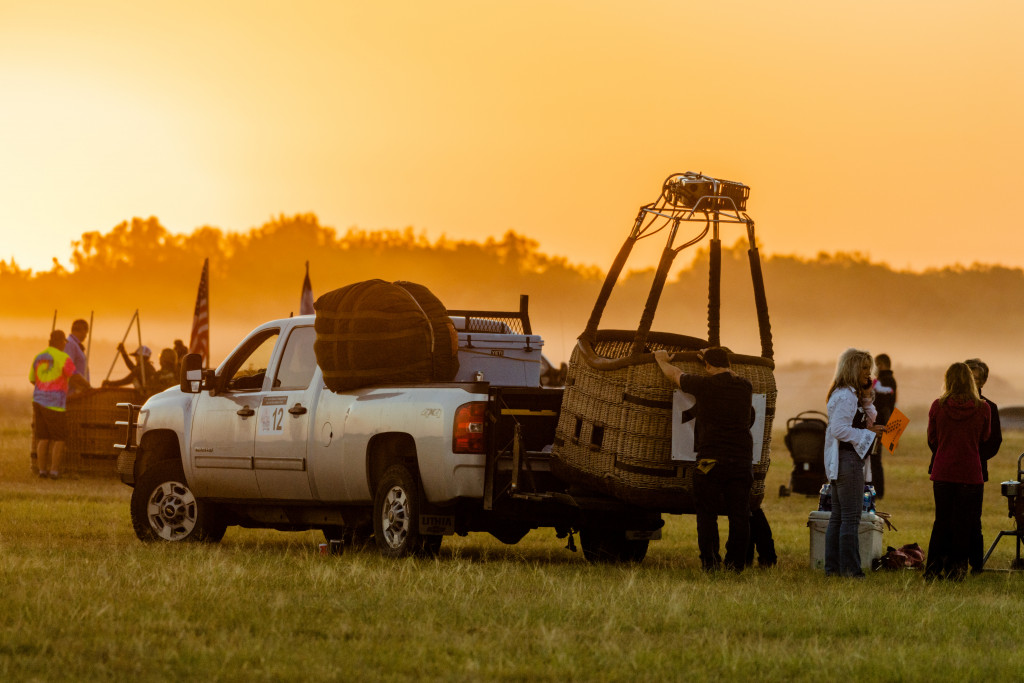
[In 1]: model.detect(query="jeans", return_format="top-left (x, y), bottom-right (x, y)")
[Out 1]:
top-left (825, 448), bottom-right (865, 577)
top-left (693, 463), bottom-right (753, 571)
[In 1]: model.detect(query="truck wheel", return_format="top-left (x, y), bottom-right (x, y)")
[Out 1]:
top-left (373, 464), bottom-right (441, 558)
top-left (131, 460), bottom-right (226, 543)
top-left (580, 528), bottom-right (648, 564)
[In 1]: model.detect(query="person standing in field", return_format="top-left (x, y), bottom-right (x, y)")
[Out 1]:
top-left (150, 348), bottom-right (180, 393)
top-left (173, 339), bottom-right (188, 361)
top-left (654, 346), bottom-right (754, 572)
top-left (870, 353), bottom-right (897, 499)
top-left (964, 358), bottom-right (1001, 574)
top-left (925, 362), bottom-right (991, 581)
top-left (29, 330), bottom-right (79, 479)
top-left (824, 348), bottom-right (884, 578)
top-left (65, 318), bottom-right (91, 391)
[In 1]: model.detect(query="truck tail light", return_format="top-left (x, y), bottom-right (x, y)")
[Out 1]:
top-left (453, 402), bottom-right (487, 454)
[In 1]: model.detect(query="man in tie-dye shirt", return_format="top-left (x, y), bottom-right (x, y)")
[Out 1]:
top-left (29, 329), bottom-right (78, 479)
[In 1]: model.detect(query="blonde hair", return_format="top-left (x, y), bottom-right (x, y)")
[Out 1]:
top-left (940, 362), bottom-right (980, 406)
top-left (827, 348), bottom-right (872, 401)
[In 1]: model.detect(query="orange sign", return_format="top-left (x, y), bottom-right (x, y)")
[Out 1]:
top-left (880, 408), bottom-right (910, 453)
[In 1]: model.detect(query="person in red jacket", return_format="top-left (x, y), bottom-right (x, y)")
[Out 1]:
top-left (925, 362), bottom-right (991, 581)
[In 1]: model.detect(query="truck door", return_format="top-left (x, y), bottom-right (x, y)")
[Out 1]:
top-left (188, 328), bottom-right (280, 499)
top-left (253, 325), bottom-right (317, 500)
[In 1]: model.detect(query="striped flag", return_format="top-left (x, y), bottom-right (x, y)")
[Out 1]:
top-left (300, 261), bottom-right (314, 315)
top-left (188, 258), bottom-right (210, 364)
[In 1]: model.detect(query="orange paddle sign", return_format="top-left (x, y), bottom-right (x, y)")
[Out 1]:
top-left (880, 408), bottom-right (910, 453)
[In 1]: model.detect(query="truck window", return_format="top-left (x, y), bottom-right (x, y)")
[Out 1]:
top-left (225, 329), bottom-right (280, 392)
top-left (273, 326), bottom-right (317, 391)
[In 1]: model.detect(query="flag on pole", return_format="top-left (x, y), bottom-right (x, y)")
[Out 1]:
top-left (300, 261), bottom-right (314, 315)
top-left (188, 258), bottom-right (210, 364)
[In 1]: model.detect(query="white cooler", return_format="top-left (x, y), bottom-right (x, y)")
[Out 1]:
top-left (454, 332), bottom-right (544, 387)
top-left (807, 510), bottom-right (885, 571)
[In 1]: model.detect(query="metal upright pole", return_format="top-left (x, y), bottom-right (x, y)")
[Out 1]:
top-left (85, 310), bottom-right (94, 381)
top-left (135, 312), bottom-right (146, 388)
top-left (105, 310), bottom-right (139, 382)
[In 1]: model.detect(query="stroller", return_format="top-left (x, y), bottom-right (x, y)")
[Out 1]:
top-left (779, 410), bottom-right (828, 497)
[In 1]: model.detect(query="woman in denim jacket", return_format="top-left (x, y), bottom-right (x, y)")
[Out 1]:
top-left (824, 349), bottom-right (884, 578)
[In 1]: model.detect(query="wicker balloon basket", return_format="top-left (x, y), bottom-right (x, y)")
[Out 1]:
top-left (65, 387), bottom-right (141, 476)
top-left (551, 172), bottom-right (776, 513)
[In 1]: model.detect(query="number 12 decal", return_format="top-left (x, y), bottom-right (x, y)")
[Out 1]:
top-left (259, 406), bottom-right (286, 434)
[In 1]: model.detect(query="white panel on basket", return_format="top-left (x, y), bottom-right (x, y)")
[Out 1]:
top-left (670, 391), bottom-right (696, 462)
top-left (671, 391), bottom-right (767, 464)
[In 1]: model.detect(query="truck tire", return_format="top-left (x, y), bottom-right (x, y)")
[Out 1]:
top-left (373, 464), bottom-right (442, 558)
top-left (130, 460), bottom-right (226, 543)
top-left (579, 528), bottom-right (648, 564)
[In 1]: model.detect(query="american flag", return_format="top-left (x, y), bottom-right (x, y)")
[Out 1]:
top-left (188, 258), bottom-right (210, 364)
top-left (300, 261), bottom-right (314, 315)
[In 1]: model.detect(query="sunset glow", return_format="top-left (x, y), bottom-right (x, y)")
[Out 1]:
top-left (2, 1), bottom-right (1022, 275)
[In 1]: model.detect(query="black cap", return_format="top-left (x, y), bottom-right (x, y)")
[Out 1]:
top-left (698, 347), bottom-right (730, 368)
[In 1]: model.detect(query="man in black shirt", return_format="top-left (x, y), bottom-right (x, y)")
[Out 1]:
top-left (654, 346), bottom-right (755, 572)
top-left (870, 353), bottom-right (897, 499)
top-left (965, 357), bottom-right (1002, 573)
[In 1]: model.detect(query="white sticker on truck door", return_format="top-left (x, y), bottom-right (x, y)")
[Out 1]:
top-left (259, 395), bottom-right (289, 434)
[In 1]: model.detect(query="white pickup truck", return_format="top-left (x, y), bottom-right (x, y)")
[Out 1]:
top-left (116, 298), bottom-right (662, 562)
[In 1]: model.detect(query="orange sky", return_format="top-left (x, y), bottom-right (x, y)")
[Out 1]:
top-left (2, 1), bottom-right (1022, 275)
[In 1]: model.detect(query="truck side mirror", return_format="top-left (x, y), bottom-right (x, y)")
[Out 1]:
top-left (180, 353), bottom-right (206, 394)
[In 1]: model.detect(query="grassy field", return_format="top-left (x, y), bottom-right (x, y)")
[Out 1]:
top-left (2, 391), bottom-right (1023, 682)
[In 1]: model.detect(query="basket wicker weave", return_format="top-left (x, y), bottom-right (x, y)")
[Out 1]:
top-left (551, 173), bottom-right (775, 513)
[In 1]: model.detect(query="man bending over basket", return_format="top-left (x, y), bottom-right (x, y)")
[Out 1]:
top-left (654, 347), bottom-right (755, 572)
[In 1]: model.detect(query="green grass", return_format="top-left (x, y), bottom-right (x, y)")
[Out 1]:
top-left (2, 391), bottom-right (1023, 681)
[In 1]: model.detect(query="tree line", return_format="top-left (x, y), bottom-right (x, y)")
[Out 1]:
top-left (3, 214), bottom-right (1023, 369)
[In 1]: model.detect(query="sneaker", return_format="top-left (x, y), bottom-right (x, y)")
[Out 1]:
top-left (48, 471), bottom-right (60, 480)
top-left (38, 472), bottom-right (48, 479)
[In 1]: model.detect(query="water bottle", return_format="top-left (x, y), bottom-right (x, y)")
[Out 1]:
top-left (863, 484), bottom-right (876, 513)
top-left (818, 483), bottom-right (832, 512)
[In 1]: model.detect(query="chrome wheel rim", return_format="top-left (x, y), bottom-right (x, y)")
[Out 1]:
top-left (146, 480), bottom-right (198, 541)
top-left (380, 486), bottom-right (410, 549)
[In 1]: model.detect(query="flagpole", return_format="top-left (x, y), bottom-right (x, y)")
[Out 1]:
top-left (188, 258), bottom-right (211, 368)
top-left (300, 260), bottom-right (314, 316)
